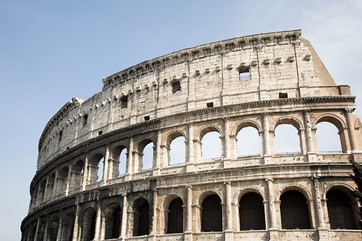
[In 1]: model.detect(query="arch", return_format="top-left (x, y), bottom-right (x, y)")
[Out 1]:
top-left (280, 190), bottom-right (311, 229)
top-left (104, 202), bottom-right (122, 239)
top-left (168, 133), bottom-right (186, 165)
top-left (36, 222), bottom-right (46, 241)
top-left (58, 166), bottom-right (69, 194)
top-left (47, 216), bottom-right (59, 241)
top-left (316, 121), bottom-right (343, 153)
top-left (200, 128), bottom-right (221, 160)
top-left (138, 139), bottom-right (154, 171)
top-left (71, 160), bottom-right (84, 189)
top-left (82, 207), bottom-right (97, 241)
top-left (111, 144), bottom-right (128, 177)
top-left (326, 188), bottom-right (357, 229)
top-left (236, 126), bottom-right (260, 157)
top-left (89, 153), bottom-right (104, 183)
top-left (201, 194), bottom-right (222, 232)
top-left (62, 212), bottom-right (75, 241)
top-left (271, 117), bottom-right (303, 131)
top-left (133, 198), bottom-right (150, 236)
top-left (166, 197), bottom-right (184, 233)
top-left (239, 192), bottom-right (265, 230)
top-left (274, 124), bottom-right (301, 154)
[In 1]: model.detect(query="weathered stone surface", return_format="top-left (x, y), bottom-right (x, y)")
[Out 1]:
top-left (21, 30), bottom-right (362, 241)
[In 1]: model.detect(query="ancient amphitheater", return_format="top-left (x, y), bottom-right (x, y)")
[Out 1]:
top-left (21, 30), bottom-right (362, 241)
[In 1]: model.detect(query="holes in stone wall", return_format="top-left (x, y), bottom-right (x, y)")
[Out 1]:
top-left (172, 80), bottom-right (181, 93)
top-left (239, 66), bottom-right (251, 81)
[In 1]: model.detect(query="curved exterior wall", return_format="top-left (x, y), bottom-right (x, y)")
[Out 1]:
top-left (21, 30), bottom-right (362, 241)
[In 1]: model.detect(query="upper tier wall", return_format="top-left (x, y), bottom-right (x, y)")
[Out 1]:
top-left (36, 30), bottom-right (350, 170)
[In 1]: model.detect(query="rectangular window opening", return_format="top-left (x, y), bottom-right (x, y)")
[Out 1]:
top-left (144, 116), bottom-right (150, 121)
top-left (121, 96), bottom-right (128, 108)
top-left (83, 114), bottom-right (88, 127)
top-left (279, 92), bottom-right (288, 98)
top-left (239, 67), bottom-right (251, 81)
top-left (98, 131), bottom-right (103, 136)
top-left (172, 81), bottom-right (181, 93)
top-left (207, 102), bottom-right (214, 108)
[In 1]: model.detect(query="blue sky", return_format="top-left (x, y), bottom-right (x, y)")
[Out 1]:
top-left (1, 1), bottom-right (362, 240)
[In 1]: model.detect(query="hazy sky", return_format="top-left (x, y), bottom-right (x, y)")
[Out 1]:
top-left (1, 1), bottom-right (362, 240)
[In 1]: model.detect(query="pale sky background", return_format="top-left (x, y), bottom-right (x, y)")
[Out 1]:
top-left (1, 1), bottom-right (362, 240)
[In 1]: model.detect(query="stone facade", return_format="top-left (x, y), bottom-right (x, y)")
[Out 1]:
top-left (21, 30), bottom-right (362, 241)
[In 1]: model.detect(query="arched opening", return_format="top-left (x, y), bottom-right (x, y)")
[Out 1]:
top-left (201, 194), bottom-right (222, 232)
top-left (201, 131), bottom-right (221, 160)
top-left (28, 224), bottom-right (37, 241)
top-left (62, 213), bottom-right (75, 241)
top-left (47, 217), bottom-right (59, 241)
top-left (71, 160), bottom-right (84, 190)
top-left (38, 180), bottom-right (46, 203)
top-left (167, 197), bottom-right (183, 233)
top-left (105, 203), bottom-right (122, 239)
top-left (118, 148), bottom-right (127, 176)
top-left (36, 222), bottom-right (46, 241)
top-left (280, 190), bottom-right (311, 229)
top-left (237, 126), bottom-right (260, 157)
top-left (274, 124), bottom-right (300, 154)
top-left (47, 173), bottom-right (56, 199)
top-left (58, 167), bottom-right (69, 195)
top-left (316, 122), bottom-right (342, 153)
top-left (239, 192), bottom-right (265, 230)
top-left (138, 140), bottom-right (154, 171)
top-left (82, 208), bottom-right (97, 241)
top-left (327, 189), bottom-right (357, 229)
top-left (97, 157), bottom-right (104, 182)
top-left (169, 136), bottom-right (186, 165)
top-left (133, 198), bottom-right (150, 236)
top-left (89, 153), bottom-right (104, 183)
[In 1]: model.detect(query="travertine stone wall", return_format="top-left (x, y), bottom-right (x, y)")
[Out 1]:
top-left (22, 30), bottom-right (362, 241)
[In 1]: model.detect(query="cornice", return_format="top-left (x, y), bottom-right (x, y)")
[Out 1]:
top-left (102, 29), bottom-right (301, 90)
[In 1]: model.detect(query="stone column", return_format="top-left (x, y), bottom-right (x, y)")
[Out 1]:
top-left (345, 108), bottom-right (357, 152)
top-left (82, 155), bottom-right (89, 190)
top-left (186, 123), bottom-right (195, 172)
top-left (52, 171), bottom-right (59, 198)
top-left (151, 189), bottom-right (158, 235)
top-left (56, 216), bottom-right (62, 241)
top-left (120, 194), bottom-right (128, 240)
top-left (299, 128), bottom-right (307, 155)
top-left (65, 165), bottom-right (72, 196)
top-left (153, 131), bottom-right (162, 176)
top-left (262, 113), bottom-right (272, 163)
top-left (184, 185), bottom-right (193, 241)
top-left (103, 146), bottom-right (110, 182)
top-left (94, 201), bottom-right (103, 240)
top-left (224, 182), bottom-right (234, 240)
top-left (125, 137), bottom-right (134, 180)
top-left (265, 179), bottom-right (278, 232)
top-left (33, 218), bottom-right (41, 241)
top-left (312, 175), bottom-right (326, 229)
top-left (72, 200), bottom-right (80, 241)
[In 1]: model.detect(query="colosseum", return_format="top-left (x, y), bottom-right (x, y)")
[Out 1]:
top-left (21, 29), bottom-right (362, 241)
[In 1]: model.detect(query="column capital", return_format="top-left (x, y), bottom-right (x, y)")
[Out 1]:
top-left (345, 107), bottom-right (355, 114)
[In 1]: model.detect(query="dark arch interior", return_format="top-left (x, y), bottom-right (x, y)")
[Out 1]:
top-left (327, 189), bottom-right (356, 229)
top-left (167, 198), bottom-right (183, 233)
top-left (201, 194), bottom-right (222, 232)
top-left (280, 190), bottom-right (311, 229)
top-left (239, 192), bottom-right (265, 230)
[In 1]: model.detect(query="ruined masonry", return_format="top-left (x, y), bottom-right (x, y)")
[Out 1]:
top-left (22, 30), bottom-right (362, 241)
